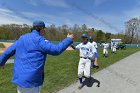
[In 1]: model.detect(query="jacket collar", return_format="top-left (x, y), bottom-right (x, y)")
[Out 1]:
top-left (31, 30), bottom-right (40, 35)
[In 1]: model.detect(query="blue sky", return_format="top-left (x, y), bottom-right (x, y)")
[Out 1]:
top-left (0, 0), bottom-right (140, 33)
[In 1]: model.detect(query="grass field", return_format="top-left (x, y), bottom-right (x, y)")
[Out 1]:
top-left (0, 43), bottom-right (5, 48)
top-left (0, 47), bottom-right (140, 93)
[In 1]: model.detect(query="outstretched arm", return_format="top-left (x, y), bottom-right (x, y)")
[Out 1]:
top-left (70, 44), bottom-right (76, 50)
top-left (0, 41), bottom-right (17, 66)
top-left (38, 33), bottom-right (73, 56)
top-left (70, 43), bottom-right (81, 50)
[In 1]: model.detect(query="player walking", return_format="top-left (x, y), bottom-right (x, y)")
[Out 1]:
top-left (112, 42), bottom-right (117, 54)
top-left (111, 42), bottom-right (113, 53)
top-left (89, 36), bottom-right (99, 69)
top-left (102, 42), bottom-right (109, 57)
top-left (71, 34), bottom-right (93, 89)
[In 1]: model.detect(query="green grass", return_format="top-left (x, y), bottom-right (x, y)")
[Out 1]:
top-left (0, 47), bottom-right (140, 93)
top-left (0, 43), bottom-right (5, 48)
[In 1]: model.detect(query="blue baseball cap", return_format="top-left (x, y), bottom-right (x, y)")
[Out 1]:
top-left (81, 33), bottom-right (88, 38)
top-left (33, 20), bottom-right (45, 28)
top-left (89, 36), bottom-right (94, 40)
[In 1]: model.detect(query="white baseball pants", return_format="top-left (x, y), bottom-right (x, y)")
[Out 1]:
top-left (103, 49), bottom-right (108, 54)
top-left (112, 47), bottom-right (116, 52)
top-left (78, 58), bottom-right (91, 78)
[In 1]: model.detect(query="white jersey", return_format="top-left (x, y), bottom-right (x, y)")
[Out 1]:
top-left (111, 42), bottom-right (113, 47)
top-left (113, 43), bottom-right (117, 48)
top-left (76, 42), bottom-right (93, 58)
top-left (103, 43), bottom-right (109, 49)
top-left (90, 41), bottom-right (98, 53)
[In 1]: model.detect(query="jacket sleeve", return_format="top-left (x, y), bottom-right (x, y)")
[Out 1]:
top-left (0, 41), bottom-right (17, 66)
top-left (38, 37), bottom-right (73, 56)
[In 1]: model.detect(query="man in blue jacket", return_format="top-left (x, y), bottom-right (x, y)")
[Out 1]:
top-left (0, 21), bottom-right (73, 93)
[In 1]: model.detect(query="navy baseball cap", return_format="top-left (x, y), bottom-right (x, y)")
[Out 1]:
top-left (89, 36), bottom-right (94, 40)
top-left (33, 20), bottom-right (45, 28)
top-left (81, 33), bottom-right (88, 38)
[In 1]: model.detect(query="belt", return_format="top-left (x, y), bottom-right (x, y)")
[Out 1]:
top-left (80, 57), bottom-right (89, 59)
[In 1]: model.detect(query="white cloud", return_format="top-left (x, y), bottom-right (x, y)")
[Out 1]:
top-left (0, 8), bottom-right (13, 13)
top-left (0, 8), bottom-right (31, 25)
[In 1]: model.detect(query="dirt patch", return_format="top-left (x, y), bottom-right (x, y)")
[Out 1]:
top-left (2, 42), bottom-right (13, 48)
top-left (0, 49), bottom-right (4, 54)
top-left (66, 46), bottom-right (74, 50)
top-left (0, 42), bottom-right (13, 53)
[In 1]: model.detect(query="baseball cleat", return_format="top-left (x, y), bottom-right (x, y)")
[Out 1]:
top-left (78, 83), bottom-right (84, 89)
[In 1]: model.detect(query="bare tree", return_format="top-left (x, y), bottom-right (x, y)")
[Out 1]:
top-left (81, 24), bottom-right (87, 32)
top-left (125, 18), bottom-right (140, 44)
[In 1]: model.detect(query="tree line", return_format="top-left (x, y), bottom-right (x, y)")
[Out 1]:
top-left (0, 18), bottom-right (139, 44)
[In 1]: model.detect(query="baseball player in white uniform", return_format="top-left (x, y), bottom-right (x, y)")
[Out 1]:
top-left (71, 33), bottom-right (93, 89)
top-left (102, 42), bottom-right (109, 57)
top-left (111, 42), bottom-right (113, 52)
top-left (112, 42), bottom-right (117, 53)
top-left (89, 36), bottom-right (99, 69)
